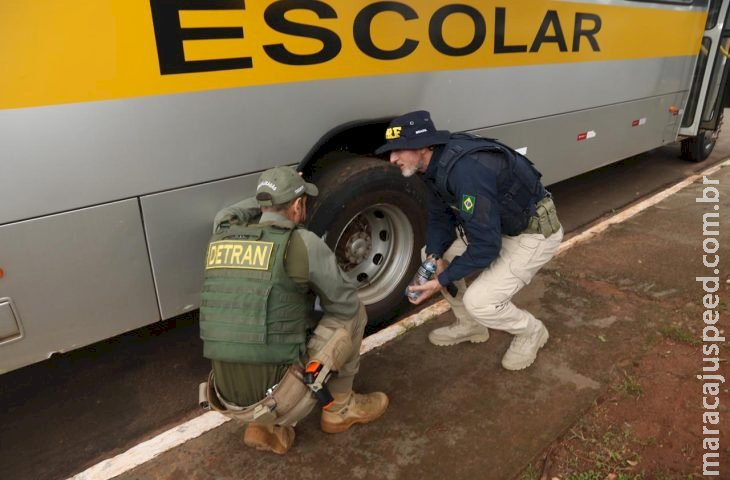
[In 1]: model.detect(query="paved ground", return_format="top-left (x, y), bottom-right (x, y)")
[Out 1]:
top-left (108, 163), bottom-right (729, 479)
top-left (3, 140), bottom-right (725, 480)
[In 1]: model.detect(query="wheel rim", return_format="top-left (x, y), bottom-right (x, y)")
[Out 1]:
top-left (333, 203), bottom-right (414, 305)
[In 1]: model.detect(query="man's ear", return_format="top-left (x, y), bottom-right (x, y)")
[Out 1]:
top-left (288, 196), bottom-right (305, 220)
top-left (295, 196), bottom-right (309, 223)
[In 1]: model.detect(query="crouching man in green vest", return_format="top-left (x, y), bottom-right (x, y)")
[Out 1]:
top-left (198, 166), bottom-right (389, 455)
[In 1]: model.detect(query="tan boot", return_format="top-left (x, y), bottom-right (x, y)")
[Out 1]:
top-left (243, 423), bottom-right (295, 454)
top-left (428, 318), bottom-right (490, 346)
top-left (320, 391), bottom-right (389, 434)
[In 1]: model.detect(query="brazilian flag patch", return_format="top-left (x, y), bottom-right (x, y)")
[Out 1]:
top-left (462, 195), bottom-right (475, 213)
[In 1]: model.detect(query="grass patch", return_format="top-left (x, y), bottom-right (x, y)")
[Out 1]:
top-left (560, 421), bottom-right (642, 477)
top-left (659, 324), bottom-right (699, 346)
top-left (518, 463), bottom-right (539, 480)
top-left (612, 370), bottom-right (643, 398)
top-left (565, 472), bottom-right (643, 480)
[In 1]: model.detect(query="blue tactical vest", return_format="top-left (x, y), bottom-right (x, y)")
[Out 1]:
top-left (435, 133), bottom-right (546, 236)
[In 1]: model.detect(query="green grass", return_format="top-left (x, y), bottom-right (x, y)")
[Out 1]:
top-left (612, 370), bottom-right (643, 398)
top-left (518, 463), bottom-right (539, 480)
top-left (560, 422), bottom-right (642, 477)
top-left (565, 472), bottom-right (643, 480)
top-left (659, 324), bottom-right (700, 346)
top-left (565, 472), bottom-right (603, 480)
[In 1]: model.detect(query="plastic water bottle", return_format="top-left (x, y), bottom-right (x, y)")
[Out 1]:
top-left (405, 258), bottom-right (437, 300)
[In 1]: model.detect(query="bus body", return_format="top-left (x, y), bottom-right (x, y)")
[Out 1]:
top-left (1, 0), bottom-right (728, 374)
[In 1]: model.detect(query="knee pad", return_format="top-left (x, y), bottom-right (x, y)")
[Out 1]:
top-left (307, 327), bottom-right (352, 372)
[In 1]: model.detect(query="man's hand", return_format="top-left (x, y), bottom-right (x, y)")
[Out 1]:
top-left (407, 278), bottom-right (442, 305)
top-left (433, 257), bottom-right (449, 275)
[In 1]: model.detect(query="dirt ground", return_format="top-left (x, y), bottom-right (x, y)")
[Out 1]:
top-left (519, 297), bottom-right (730, 480)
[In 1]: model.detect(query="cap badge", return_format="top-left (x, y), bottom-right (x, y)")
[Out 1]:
top-left (385, 126), bottom-right (402, 140)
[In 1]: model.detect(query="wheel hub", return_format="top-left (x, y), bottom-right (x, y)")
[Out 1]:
top-left (345, 232), bottom-right (372, 264)
top-left (332, 203), bottom-right (415, 305)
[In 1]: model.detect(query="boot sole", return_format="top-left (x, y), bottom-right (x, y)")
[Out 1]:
top-left (501, 329), bottom-right (549, 371)
top-left (429, 333), bottom-right (490, 347)
top-left (244, 441), bottom-right (289, 455)
top-left (320, 397), bottom-right (390, 434)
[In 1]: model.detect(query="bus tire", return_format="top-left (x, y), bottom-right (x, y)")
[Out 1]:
top-left (681, 112), bottom-right (722, 163)
top-left (307, 157), bottom-right (427, 325)
top-left (680, 130), bottom-right (716, 162)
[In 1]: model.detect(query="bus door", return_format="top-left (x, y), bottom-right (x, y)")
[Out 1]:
top-left (679, 0), bottom-right (730, 160)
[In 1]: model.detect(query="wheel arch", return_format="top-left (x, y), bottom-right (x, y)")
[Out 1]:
top-left (296, 116), bottom-right (394, 178)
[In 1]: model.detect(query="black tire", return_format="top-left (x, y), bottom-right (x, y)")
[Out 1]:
top-left (307, 157), bottom-right (427, 324)
top-left (681, 130), bottom-right (717, 162)
top-left (681, 112), bottom-right (722, 162)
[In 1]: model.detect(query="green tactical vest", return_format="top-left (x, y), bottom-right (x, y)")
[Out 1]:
top-left (199, 221), bottom-right (309, 364)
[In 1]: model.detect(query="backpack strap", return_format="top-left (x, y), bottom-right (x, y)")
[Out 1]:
top-left (436, 143), bottom-right (465, 194)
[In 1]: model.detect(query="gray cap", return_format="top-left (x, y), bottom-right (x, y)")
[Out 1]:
top-left (255, 166), bottom-right (319, 206)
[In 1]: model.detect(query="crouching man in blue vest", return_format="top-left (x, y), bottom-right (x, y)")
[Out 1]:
top-left (198, 166), bottom-right (388, 454)
top-left (376, 111), bottom-right (563, 371)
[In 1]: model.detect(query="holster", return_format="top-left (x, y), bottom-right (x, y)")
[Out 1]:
top-left (303, 327), bottom-right (352, 405)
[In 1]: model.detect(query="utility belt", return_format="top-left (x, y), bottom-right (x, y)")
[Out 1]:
top-left (197, 327), bottom-right (352, 424)
top-left (198, 364), bottom-right (315, 425)
top-left (522, 195), bottom-right (561, 238)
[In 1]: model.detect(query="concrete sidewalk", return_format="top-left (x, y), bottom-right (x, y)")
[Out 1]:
top-left (114, 163), bottom-right (730, 480)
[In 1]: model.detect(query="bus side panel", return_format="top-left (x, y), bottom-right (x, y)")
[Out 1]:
top-left (474, 92), bottom-right (687, 186)
top-left (139, 174), bottom-right (260, 320)
top-left (423, 56), bottom-right (695, 133)
top-left (0, 76), bottom-right (417, 226)
top-left (0, 57), bottom-right (695, 226)
top-left (0, 200), bottom-right (159, 374)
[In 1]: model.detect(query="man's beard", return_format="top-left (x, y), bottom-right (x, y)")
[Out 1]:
top-left (400, 166), bottom-right (417, 178)
top-left (400, 159), bottom-right (422, 178)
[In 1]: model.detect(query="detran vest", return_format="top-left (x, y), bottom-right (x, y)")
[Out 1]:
top-left (435, 133), bottom-right (546, 236)
top-left (199, 221), bottom-right (309, 365)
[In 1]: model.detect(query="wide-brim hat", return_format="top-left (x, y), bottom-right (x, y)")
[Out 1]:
top-left (255, 166), bottom-right (318, 206)
top-left (375, 110), bottom-right (451, 154)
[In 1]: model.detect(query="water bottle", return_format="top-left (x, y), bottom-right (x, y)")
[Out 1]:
top-left (405, 258), bottom-right (437, 300)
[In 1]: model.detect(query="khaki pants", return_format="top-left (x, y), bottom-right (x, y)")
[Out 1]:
top-left (427, 228), bottom-right (563, 335)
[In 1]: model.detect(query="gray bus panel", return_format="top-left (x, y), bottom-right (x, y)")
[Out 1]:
top-left (0, 200), bottom-right (159, 374)
top-left (140, 173), bottom-right (260, 320)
